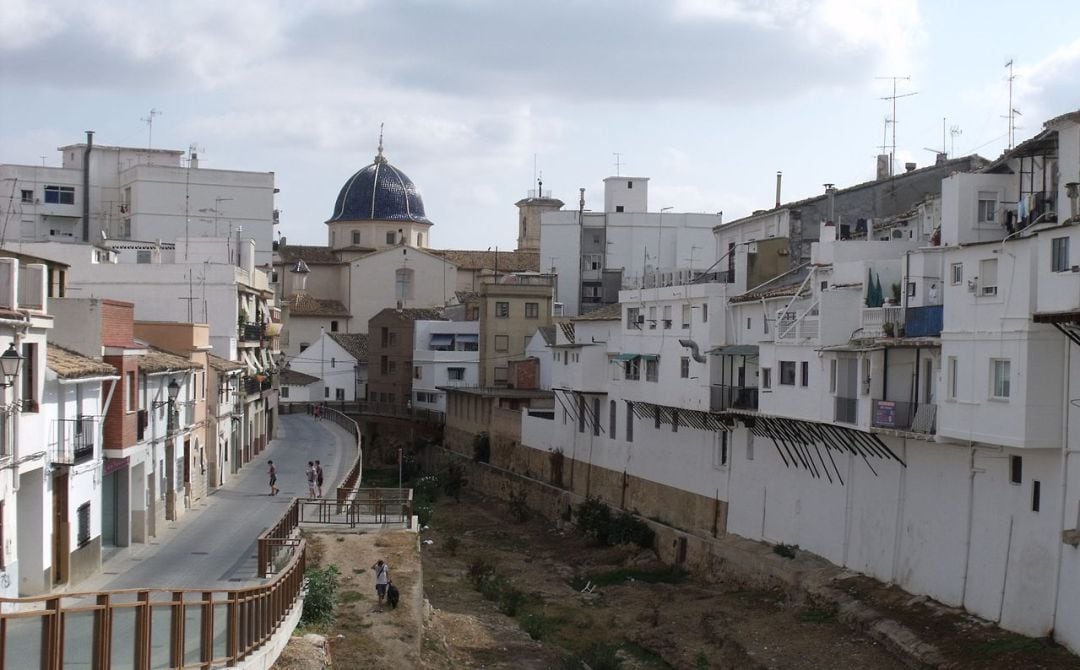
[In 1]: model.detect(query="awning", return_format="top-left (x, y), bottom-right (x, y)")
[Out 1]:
top-left (457, 333), bottom-right (479, 343)
top-left (638, 354), bottom-right (659, 361)
top-left (614, 353), bottom-right (639, 362)
top-left (708, 345), bottom-right (759, 356)
top-left (430, 334), bottom-right (454, 347)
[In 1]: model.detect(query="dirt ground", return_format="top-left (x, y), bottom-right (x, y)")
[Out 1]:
top-left (276, 488), bottom-right (1080, 669)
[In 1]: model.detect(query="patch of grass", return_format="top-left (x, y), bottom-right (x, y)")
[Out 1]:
top-left (694, 650), bottom-right (710, 669)
top-left (798, 607), bottom-right (836, 624)
top-left (963, 635), bottom-right (1052, 658)
top-left (338, 590), bottom-right (364, 604)
top-left (443, 533), bottom-right (461, 556)
top-left (571, 566), bottom-right (688, 590)
top-left (621, 641), bottom-right (674, 668)
top-left (561, 642), bottom-right (623, 670)
top-left (466, 558), bottom-right (495, 587)
top-left (517, 611), bottom-right (566, 641)
top-left (772, 543), bottom-right (798, 559)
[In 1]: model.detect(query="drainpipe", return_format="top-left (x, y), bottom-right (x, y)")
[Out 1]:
top-left (83, 131), bottom-right (94, 242)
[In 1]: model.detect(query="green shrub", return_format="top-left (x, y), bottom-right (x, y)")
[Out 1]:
top-left (472, 432), bottom-right (491, 463)
top-left (440, 461), bottom-right (467, 500)
top-left (301, 565), bottom-right (340, 625)
top-left (773, 543), bottom-right (798, 559)
top-left (508, 489), bottom-right (531, 523)
top-left (443, 534), bottom-right (461, 556)
top-left (574, 497), bottom-right (653, 549)
top-left (518, 612), bottom-right (562, 641)
top-left (415, 502), bottom-right (433, 527)
top-left (467, 559), bottom-right (495, 587)
top-left (562, 643), bottom-right (623, 670)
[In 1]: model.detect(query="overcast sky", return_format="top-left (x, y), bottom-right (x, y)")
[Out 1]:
top-left (2, 0), bottom-right (1078, 252)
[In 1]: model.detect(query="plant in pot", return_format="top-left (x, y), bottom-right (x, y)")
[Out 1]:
top-left (882, 322), bottom-right (896, 337)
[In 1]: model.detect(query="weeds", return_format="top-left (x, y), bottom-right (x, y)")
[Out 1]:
top-left (575, 497), bottom-right (655, 549)
top-left (798, 607), bottom-right (836, 624)
top-left (571, 566), bottom-right (687, 590)
top-left (561, 642), bottom-right (623, 670)
top-left (694, 651), bottom-right (710, 669)
top-left (772, 543), bottom-right (798, 559)
top-left (443, 533), bottom-right (461, 556)
top-left (518, 611), bottom-right (565, 641)
top-left (301, 565), bottom-right (340, 625)
top-left (472, 432), bottom-right (491, 463)
top-left (509, 489), bottom-right (531, 523)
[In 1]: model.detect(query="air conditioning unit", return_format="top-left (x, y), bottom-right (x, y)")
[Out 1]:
top-left (1071, 265), bottom-right (1080, 273)
top-left (636, 315), bottom-right (645, 324)
top-left (967, 279), bottom-right (978, 293)
top-left (747, 242), bottom-right (759, 254)
top-left (662, 319), bottom-right (672, 328)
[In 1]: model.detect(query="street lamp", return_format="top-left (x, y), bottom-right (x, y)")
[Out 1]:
top-left (0, 343), bottom-right (23, 387)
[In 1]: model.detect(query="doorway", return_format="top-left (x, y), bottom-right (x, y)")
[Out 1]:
top-left (52, 472), bottom-right (69, 585)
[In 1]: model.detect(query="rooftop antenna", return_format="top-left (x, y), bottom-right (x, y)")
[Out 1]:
top-left (375, 122), bottom-right (386, 163)
top-left (950, 124), bottom-right (962, 157)
top-left (876, 76), bottom-right (917, 176)
top-left (1004, 60), bottom-right (1019, 149)
top-left (141, 108), bottom-right (162, 150)
top-left (613, 152), bottom-right (623, 177)
top-left (538, 170), bottom-right (543, 197)
top-left (922, 117), bottom-right (949, 160)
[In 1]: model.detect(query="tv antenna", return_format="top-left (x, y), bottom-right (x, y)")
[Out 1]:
top-left (613, 152), bottom-right (624, 177)
top-left (141, 108), bottom-right (162, 150)
top-left (922, 117), bottom-right (950, 160)
top-left (950, 125), bottom-right (962, 157)
top-left (1004, 60), bottom-right (1020, 149)
top-left (876, 76), bottom-right (917, 176)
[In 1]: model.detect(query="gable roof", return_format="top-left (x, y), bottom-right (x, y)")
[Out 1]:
top-left (286, 292), bottom-right (351, 317)
top-left (207, 353), bottom-right (245, 373)
top-left (328, 333), bottom-right (369, 361)
top-left (370, 307), bottom-right (445, 325)
top-left (47, 346), bottom-right (117, 379)
top-left (574, 302), bottom-right (622, 321)
top-left (430, 249), bottom-right (540, 272)
top-left (139, 347), bottom-right (202, 374)
top-left (536, 325), bottom-right (556, 346)
top-left (281, 368), bottom-right (320, 386)
top-left (275, 244), bottom-right (345, 265)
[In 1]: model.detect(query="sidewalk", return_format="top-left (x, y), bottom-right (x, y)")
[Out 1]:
top-left (79, 413), bottom-right (356, 592)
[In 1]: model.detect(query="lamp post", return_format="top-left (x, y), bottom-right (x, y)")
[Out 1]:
top-left (0, 343), bottom-right (24, 388)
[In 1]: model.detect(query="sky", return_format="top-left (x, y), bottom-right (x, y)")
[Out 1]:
top-left (2, 0), bottom-right (1079, 253)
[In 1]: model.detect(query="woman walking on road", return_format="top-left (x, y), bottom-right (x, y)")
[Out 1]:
top-left (315, 460), bottom-right (324, 498)
top-left (268, 460), bottom-right (279, 496)
top-left (306, 462), bottom-right (317, 498)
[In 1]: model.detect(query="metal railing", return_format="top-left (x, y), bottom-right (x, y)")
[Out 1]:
top-left (710, 385), bottom-right (759, 412)
top-left (1, 540), bottom-right (306, 669)
top-left (51, 417), bottom-right (96, 465)
top-left (298, 489), bottom-right (413, 528)
top-left (834, 396), bottom-right (858, 424)
top-left (861, 306), bottom-right (905, 338)
top-left (238, 323), bottom-right (263, 342)
top-left (354, 401), bottom-right (445, 425)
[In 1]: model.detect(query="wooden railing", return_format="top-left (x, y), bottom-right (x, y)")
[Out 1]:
top-left (0, 540), bottom-right (306, 669)
top-left (256, 498), bottom-right (301, 578)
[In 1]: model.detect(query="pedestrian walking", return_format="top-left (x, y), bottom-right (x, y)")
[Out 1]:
top-left (315, 460), bottom-right (324, 498)
top-left (267, 460), bottom-right (279, 496)
top-left (372, 559), bottom-right (391, 610)
top-left (306, 461), bottom-right (317, 498)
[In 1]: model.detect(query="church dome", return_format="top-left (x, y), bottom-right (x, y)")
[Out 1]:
top-left (328, 148), bottom-right (432, 225)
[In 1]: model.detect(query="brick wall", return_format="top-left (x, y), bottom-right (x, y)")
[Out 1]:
top-left (101, 300), bottom-right (135, 347)
top-left (508, 358), bottom-right (539, 389)
top-left (103, 354), bottom-right (139, 449)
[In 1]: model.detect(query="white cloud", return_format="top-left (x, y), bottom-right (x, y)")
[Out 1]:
top-left (1016, 38), bottom-right (1080, 124)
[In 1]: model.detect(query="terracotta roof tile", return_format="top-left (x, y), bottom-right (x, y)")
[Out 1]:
top-left (286, 292), bottom-right (351, 317)
top-left (139, 347), bottom-right (201, 374)
top-left (430, 249), bottom-right (540, 272)
top-left (328, 333), bottom-right (369, 361)
top-left (207, 353), bottom-right (245, 372)
top-left (47, 346), bottom-right (117, 379)
top-left (281, 369), bottom-right (320, 386)
top-left (275, 245), bottom-right (346, 265)
top-left (574, 302), bottom-right (622, 321)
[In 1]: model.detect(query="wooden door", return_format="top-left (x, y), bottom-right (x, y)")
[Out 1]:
top-left (52, 472), bottom-right (69, 585)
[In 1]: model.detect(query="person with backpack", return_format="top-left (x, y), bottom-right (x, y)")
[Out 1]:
top-left (372, 559), bottom-right (391, 610)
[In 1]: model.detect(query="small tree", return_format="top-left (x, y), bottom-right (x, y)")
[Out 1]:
top-left (302, 565), bottom-right (340, 625)
top-left (472, 432), bottom-right (491, 463)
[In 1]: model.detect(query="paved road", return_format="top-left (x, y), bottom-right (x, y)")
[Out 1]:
top-left (88, 412), bottom-right (355, 591)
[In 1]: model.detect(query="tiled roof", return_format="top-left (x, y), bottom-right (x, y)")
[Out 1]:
top-left (275, 245), bottom-right (346, 265)
top-left (139, 347), bottom-right (201, 374)
top-left (430, 249), bottom-right (540, 272)
top-left (536, 326), bottom-right (556, 346)
top-left (207, 353), bottom-right (245, 373)
top-left (574, 303), bottom-right (622, 321)
top-left (47, 346), bottom-right (117, 379)
top-left (371, 307), bottom-right (445, 324)
top-left (286, 292), bottom-right (351, 317)
top-left (281, 368), bottom-right (320, 386)
top-left (729, 264), bottom-right (811, 304)
top-left (328, 333), bottom-right (369, 361)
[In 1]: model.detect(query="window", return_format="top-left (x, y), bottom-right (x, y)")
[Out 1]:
top-left (1051, 237), bottom-right (1070, 272)
top-left (624, 357), bottom-right (640, 381)
top-left (525, 302), bottom-right (539, 319)
top-left (330, 320), bottom-right (339, 332)
top-left (615, 205), bottom-right (624, 213)
top-left (779, 361), bottom-right (796, 386)
top-left (746, 435), bottom-right (755, 461)
top-left (662, 305), bottom-right (672, 329)
top-left (746, 317), bottom-right (752, 330)
top-left (381, 327), bottom-right (389, 347)
top-left (352, 230), bottom-right (362, 245)
top-left (1032, 480), bottom-right (1041, 512)
top-left (583, 254), bottom-right (602, 271)
top-left (609, 400), bottom-right (617, 439)
top-left (627, 307), bottom-right (641, 329)
top-left (136, 250), bottom-right (152, 264)
top-left (829, 359), bottom-right (837, 393)
top-left (493, 367), bottom-right (508, 385)
top-left (280, 386), bottom-right (290, 399)
top-left (645, 358), bottom-right (659, 382)
top-left (592, 397), bottom-right (601, 436)
top-left (647, 306), bottom-right (656, 330)
top-left (1010, 455), bottom-right (1022, 484)
top-left (335, 388), bottom-right (345, 401)
top-left (979, 258), bottom-right (998, 296)
top-left (762, 368), bottom-right (772, 390)
top-left (495, 302), bottom-right (510, 318)
top-left (494, 335), bottom-right (509, 352)
top-left (671, 409), bottom-right (679, 433)
top-left (44, 185), bottom-right (75, 205)
top-left (448, 367), bottom-right (465, 381)
top-left (380, 355), bottom-right (389, 375)
top-left (324, 387), bottom-right (330, 398)
top-left (21, 343), bottom-right (36, 412)
top-left (627, 181), bottom-right (633, 189)
top-left (388, 360), bottom-right (397, 374)
top-left (680, 357), bottom-right (690, 379)
top-left (389, 332), bottom-right (397, 346)
top-left (947, 356), bottom-right (958, 400)
top-left (386, 231), bottom-right (397, 244)
top-left (907, 282), bottom-right (916, 297)
top-left (800, 361), bottom-right (809, 387)
top-left (395, 268), bottom-right (414, 301)
top-left (76, 502), bottom-right (91, 548)
top-left (714, 432), bottom-right (729, 468)
top-left (702, 304), bottom-right (708, 322)
top-left (991, 359), bottom-right (1010, 399)
top-left (950, 263), bottom-right (963, 285)
top-left (626, 401), bottom-right (634, 442)
top-left (417, 233), bottom-right (423, 246)
top-left (681, 304), bottom-right (691, 328)
top-left (20, 189), bottom-right (33, 204)
top-left (414, 366), bottom-right (422, 380)
top-left (126, 370), bottom-right (136, 411)
top-left (977, 191), bottom-right (997, 223)
top-left (329, 357), bottom-right (336, 369)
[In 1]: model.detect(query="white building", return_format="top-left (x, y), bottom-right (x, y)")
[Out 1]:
top-left (524, 326), bottom-right (555, 390)
top-left (0, 136), bottom-right (276, 265)
top-left (286, 331), bottom-right (368, 403)
top-left (539, 177), bottom-right (719, 317)
top-left (411, 319), bottom-right (479, 413)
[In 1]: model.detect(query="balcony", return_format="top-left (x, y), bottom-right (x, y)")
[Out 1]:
top-left (872, 399), bottom-right (936, 434)
top-left (238, 323), bottom-right (263, 342)
top-left (243, 377), bottom-right (262, 396)
top-left (904, 305), bottom-right (943, 338)
top-left (861, 306), bottom-right (905, 338)
top-left (775, 317), bottom-right (819, 342)
top-left (137, 409), bottom-right (148, 441)
top-left (710, 385), bottom-right (759, 412)
top-left (51, 418), bottom-right (96, 465)
top-left (834, 396), bottom-right (858, 424)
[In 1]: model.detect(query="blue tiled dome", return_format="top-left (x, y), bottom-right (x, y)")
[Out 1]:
top-left (328, 151), bottom-right (432, 225)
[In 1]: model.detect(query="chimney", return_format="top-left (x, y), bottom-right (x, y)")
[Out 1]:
top-left (905, 162), bottom-right (917, 173)
top-left (876, 154), bottom-right (890, 180)
top-left (83, 130), bottom-right (94, 242)
top-left (579, 188), bottom-right (585, 214)
top-left (775, 171), bottom-right (782, 209)
top-left (935, 152), bottom-right (947, 166)
top-left (190, 151), bottom-right (199, 169)
top-left (824, 184), bottom-right (836, 224)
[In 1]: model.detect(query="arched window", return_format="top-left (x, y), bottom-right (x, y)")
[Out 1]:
top-left (395, 268), bottom-right (414, 301)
